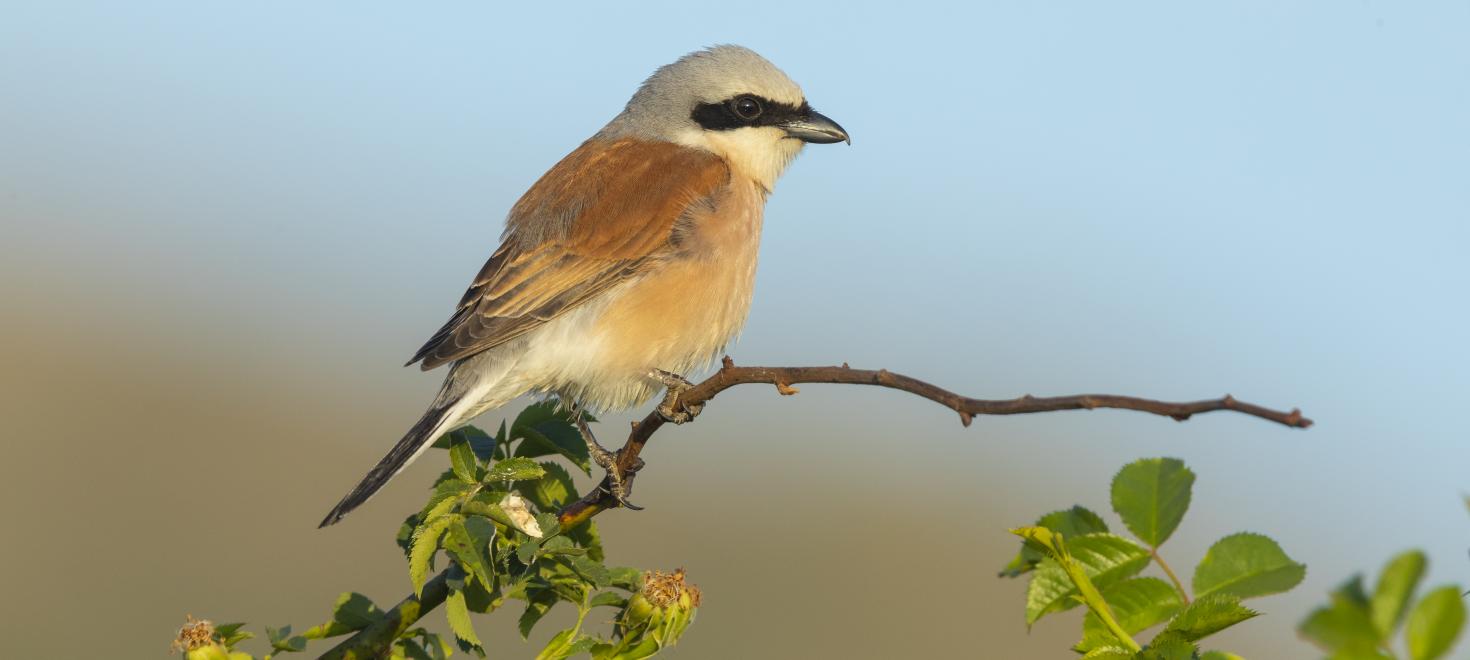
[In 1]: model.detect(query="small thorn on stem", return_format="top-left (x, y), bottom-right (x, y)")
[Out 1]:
top-left (775, 381), bottom-right (799, 396)
top-left (959, 411), bottom-right (974, 427)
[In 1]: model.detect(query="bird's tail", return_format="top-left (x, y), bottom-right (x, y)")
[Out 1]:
top-left (318, 374), bottom-right (500, 527)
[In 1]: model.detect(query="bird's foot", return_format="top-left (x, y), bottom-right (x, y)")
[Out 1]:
top-left (649, 369), bottom-right (703, 424)
top-left (574, 411), bottom-right (645, 510)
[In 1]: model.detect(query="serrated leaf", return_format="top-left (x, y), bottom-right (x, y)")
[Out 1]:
top-left (1299, 575), bottom-right (1382, 654)
top-left (266, 624), bottom-right (307, 652)
top-left (518, 589), bottom-right (558, 639)
top-left (1077, 577), bottom-right (1184, 651)
top-left (572, 555), bottom-right (613, 588)
top-left (610, 567), bottom-right (643, 591)
top-left (1164, 593), bottom-right (1259, 642)
top-left (517, 538), bottom-right (542, 565)
top-left (444, 588), bottom-right (482, 648)
top-left (1140, 632), bottom-right (1199, 660)
top-left (421, 478), bottom-right (471, 518)
top-left (1111, 457), bottom-right (1194, 547)
top-left (330, 591), bottom-right (381, 630)
top-left (443, 518), bottom-right (496, 589)
top-left (397, 513), bottom-right (423, 557)
top-left (214, 623), bottom-right (253, 647)
top-left (489, 457), bottom-right (547, 482)
top-left (394, 638), bottom-right (435, 660)
top-left (1025, 533), bottom-right (1151, 625)
top-left (453, 426), bottom-right (498, 462)
top-left (450, 439), bottom-right (478, 482)
top-left (1406, 586), bottom-right (1466, 660)
top-left (1193, 532), bottom-right (1306, 600)
top-left (521, 461), bottom-right (576, 511)
top-left (1079, 648), bottom-right (1135, 660)
top-left (590, 591), bottom-right (628, 609)
top-left (536, 511), bottom-right (562, 539)
top-left (411, 515), bottom-right (456, 596)
top-left (512, 400), bottom-right (592, 474)
top-left (1001, 506), bottom-right (1110, 578)
top-left (1371, 550), bottom-right (1427, 637)
top-left (568, 518), bottom-right (605, 563)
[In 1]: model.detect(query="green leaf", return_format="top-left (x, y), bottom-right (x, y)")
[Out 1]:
top-left (489, 456), bottom-right (547, 482)
top-left (444, 588), bottom-right (483, 648)
top-left (411, 514), bottom-right (456, 596)
top-left (590, 591), bottom-right (628, 609)
top-left (452, 426), bottom-right (498, 462)
top-left (1406, 585), bottom-right (1467, 660)
top-left (450, 438), bottom-right (478, 483)
top-left (1110, 457), bottom-right (1194, 547)
top-left (1371, 550), bottom-right (1427, 637)
top-left (443, 518), bottom-right (496, 589)
top-left (1025, 533), bottom-right (1151, 625)
top-left (572, 555), bottom-right (613, 588)
top-left (266, 624), bottom-right (307, 652)
top-left (397, 513), bottom-right (423, 557)
top-left (1164, 593), bottom-right (1259, 642)
top-left (394, 638), bottom-right (436, 660)
top-left (521, 461), bottom-right (576, 511)
top-left (518, 589), bottom-right (559, 639)
top-left (214, 623), bottom-right (253, 647)
top-left (536, 511), bottom-right (562, 539)
top-left (1077, 577), bottom-right (1185, 651)
top-left (568, 518), bottom-right (605, 563)
top-left (1199, 653), bottom-right (1245, 660)
top-left (1000, 505), bottom-right (1110, 578)
top-left (512, 400), bottom-right (592, 474)
top-left (517, 538), bottom-right (542, 565)
top-left (609, 567), bottom-right (643, 591)
top-left (1299, 575), bottom-right (1382, 654)
top-left (330, 591), bottom-right (381, 630)
top-left (421, 478), bottom-right (471, 518)
top-left (1140, 632), bottom-right (1200, 660)
top-left (1193, 532), bottom-right (1306, 600)
top-left (1079, 648), bottom-right (1135, 660)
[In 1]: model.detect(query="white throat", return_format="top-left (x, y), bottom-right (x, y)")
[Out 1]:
top-left (675, 126), bottom-right (804, 193)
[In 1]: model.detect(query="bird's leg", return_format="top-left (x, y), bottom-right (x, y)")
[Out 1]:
top-left (648, 368), bottom-right (703, 424)
top-left (567, 400), bottom-right (644, 511)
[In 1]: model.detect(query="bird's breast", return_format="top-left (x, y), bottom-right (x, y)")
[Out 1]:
top-left (557, 178), bottom-right (767, 410)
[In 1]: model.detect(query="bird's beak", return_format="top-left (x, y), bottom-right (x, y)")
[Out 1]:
top-left (781, 110), bottom-right (850, 145)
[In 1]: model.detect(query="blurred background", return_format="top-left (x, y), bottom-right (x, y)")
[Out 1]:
top-left (2, 2), bottom-right (1467, 657)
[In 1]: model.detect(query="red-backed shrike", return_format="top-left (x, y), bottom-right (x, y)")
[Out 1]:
top-left (320, 45), bottom-right (847, 527)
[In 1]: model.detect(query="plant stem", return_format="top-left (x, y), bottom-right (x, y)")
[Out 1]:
top-left (1060, 555), bottom-right (1142, 653)
top-left (1151, 547), bottom-right (1191, 605)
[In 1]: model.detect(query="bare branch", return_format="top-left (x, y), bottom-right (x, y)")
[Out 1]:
top-left (557, 357), bottom-right (1310, 527)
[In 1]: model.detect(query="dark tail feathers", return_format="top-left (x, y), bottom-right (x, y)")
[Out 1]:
top-left (318, 398), bottom-right (459, 528)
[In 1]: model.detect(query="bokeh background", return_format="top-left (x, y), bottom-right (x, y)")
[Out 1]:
top-left (3, 2), bottom-right (1467, 657)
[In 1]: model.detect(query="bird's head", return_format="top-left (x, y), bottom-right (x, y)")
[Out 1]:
top-left (602, 45), bottom-right (848, 191)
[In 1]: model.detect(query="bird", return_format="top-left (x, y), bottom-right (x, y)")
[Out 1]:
top-left (319, 45), bottom-right (848, 528)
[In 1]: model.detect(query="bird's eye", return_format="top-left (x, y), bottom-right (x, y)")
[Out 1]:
top-left (732, 96), bottom-right (763, 121)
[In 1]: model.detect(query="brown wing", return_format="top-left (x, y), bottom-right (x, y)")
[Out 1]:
top-left (408, 138), bottom-right (730, 370)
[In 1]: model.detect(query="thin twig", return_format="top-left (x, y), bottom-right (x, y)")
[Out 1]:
top-left (559, 357), bottom-right (1311, 527)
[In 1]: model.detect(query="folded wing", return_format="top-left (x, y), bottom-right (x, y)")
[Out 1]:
top-left (408, 139), bottom-right (731, 370)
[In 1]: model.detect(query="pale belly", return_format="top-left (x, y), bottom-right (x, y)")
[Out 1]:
top-left (505, 181), bottom-right (765, 411)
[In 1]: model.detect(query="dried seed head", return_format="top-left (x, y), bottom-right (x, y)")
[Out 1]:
top-left (171, 615), bottom-right (216, 653)
top-left (641, 568), bottom-right (701, 608)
